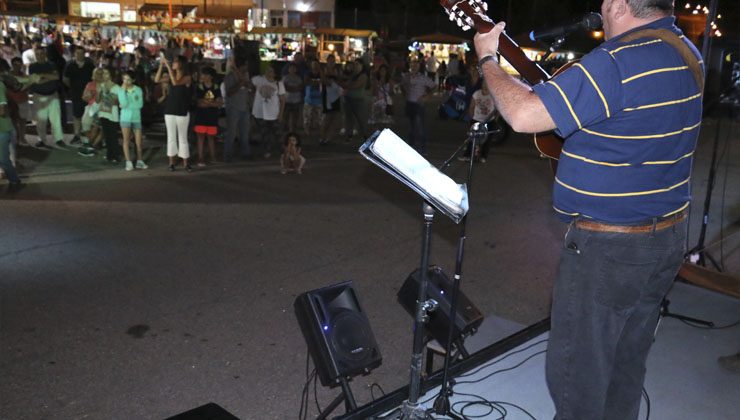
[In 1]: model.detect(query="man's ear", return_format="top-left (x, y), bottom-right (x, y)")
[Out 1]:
top-left (613, 0), bottom-right (630, 20)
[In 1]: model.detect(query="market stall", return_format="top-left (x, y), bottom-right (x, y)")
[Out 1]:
top-left (315, 28), bottom-right (376, 62)
top-left (177, 22), bottom-right (233, 60)
top-left (409, 32), bottom-right (469, 67)
top-left (243, 26), bottom-right (311, 61)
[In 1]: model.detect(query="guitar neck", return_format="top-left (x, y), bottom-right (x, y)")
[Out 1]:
top-left (445, 0), bottom-right (551, 85)
top-left (499, 32), bottom-right (551, 84)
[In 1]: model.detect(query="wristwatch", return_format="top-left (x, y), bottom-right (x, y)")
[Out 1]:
top-left (477, 55), bottom-right (498, 77)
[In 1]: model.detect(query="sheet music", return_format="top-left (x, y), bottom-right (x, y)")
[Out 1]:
top-left (359, 129), bottom-right (469, 223)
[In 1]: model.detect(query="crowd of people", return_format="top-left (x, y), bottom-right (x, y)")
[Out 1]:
top-left (0, 25), bottom-right (495, 191)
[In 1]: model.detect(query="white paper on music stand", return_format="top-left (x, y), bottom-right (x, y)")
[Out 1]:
top-left (359, 129), bottom-right (469, 223)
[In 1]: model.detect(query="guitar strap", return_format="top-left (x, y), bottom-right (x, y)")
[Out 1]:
top-left (618, 29), bottom-right (705, 93)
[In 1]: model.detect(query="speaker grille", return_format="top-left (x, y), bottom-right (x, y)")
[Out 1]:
top-left (331, 310), bottom-right (375, 362)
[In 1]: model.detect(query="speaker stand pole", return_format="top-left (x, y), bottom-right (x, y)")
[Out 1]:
top-left (316, 377), bottom-right (357, 420)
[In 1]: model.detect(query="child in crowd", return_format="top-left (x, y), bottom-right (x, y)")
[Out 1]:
top-left (118, 70), bottom-right (147, 170)
top-left (193, 66), bottom-right (223, 166)
top-left (78, 68), bottom-right (104, 157)
top-left (280, 132), bottom-right (305, 175)
top-left (462, 81), bottom-right (496, 163)
top-left (97, 68), bottom-right (122, 163)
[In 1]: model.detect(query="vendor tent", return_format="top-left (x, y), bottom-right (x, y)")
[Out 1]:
top-left (411, 32), bottom-right (469, 45)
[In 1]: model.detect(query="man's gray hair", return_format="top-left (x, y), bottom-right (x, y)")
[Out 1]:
top-left (628, 0), bottom-right (675, 18)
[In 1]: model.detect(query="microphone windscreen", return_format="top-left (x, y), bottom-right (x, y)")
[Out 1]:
top-left (583, 13), bottom-right (603, 30)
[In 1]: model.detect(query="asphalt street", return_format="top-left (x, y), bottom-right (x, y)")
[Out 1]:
top-left (1, 99), bottom-right (738, 420)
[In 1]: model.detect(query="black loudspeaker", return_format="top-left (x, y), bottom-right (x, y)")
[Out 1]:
top-left (165, 402), bottom-right (239, 420)
top-left (294, 281), bottom-right (382, 387)
top-left (397, 266), bottom-right (484, 348)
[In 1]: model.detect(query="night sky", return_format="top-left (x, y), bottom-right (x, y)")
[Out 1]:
top-left (336, 0), bottom-right (739, 40)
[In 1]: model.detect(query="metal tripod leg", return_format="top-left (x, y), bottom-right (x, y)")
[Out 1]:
top-left (660, 299), bottom-right (714, 327)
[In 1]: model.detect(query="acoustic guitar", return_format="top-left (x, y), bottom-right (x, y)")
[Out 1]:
top-left (440, 0), bottom-right (565, 167)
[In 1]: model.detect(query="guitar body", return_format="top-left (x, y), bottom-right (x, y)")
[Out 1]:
top-left (532, 60), bottom-right (578, 172)
top-left (534, 132), bottom-right (563, 174)
top-left (441, 0), bottom-right (581, 172)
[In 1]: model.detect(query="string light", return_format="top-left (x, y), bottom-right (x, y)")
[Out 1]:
top-left (682, 2), bottom-right (724, 38)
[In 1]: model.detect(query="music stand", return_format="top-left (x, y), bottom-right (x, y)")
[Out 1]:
top-left (359, 129), bottom-right (469, 419)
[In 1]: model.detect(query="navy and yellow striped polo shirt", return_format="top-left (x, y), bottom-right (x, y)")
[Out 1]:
top-left (532, 17), bottom-right (703, 224)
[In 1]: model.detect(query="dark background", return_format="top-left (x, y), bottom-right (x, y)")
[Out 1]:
top-left (335, 0), bottom-right (739, 40)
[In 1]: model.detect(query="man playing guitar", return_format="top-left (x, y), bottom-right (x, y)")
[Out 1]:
top-left (472, 1), bottom-right (703, 418)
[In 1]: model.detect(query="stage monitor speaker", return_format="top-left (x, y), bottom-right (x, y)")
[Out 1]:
top-left (397, 266), bottom-right (484, 348)
top-left (165, 402), bottom-right (239, 420)
top-left (294, 281), bottom-right (382, 387)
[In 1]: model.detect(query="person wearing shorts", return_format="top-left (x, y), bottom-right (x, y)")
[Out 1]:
top-left (117, 70), bottom-right (146, 171)
top-left (78, 68), bottom-right (103, 157)
top-left (193, 67), bottom-right (223, 166)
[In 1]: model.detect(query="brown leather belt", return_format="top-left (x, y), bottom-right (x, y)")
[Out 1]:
top-left (575, 211), bottom-right (687, 234)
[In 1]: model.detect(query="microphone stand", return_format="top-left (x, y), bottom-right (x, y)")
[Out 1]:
top-left (432, 123), bottom-right (488, 419)
top-left (686, 74), bottom-right (739, 271)
top-left (541, 36), bottom-right (566, 62)
top-left (392, 123), bottom-right (488, 420)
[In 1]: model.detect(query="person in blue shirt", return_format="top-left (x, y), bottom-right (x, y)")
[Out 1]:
top-left (474, 1), bottom-right (703, 419)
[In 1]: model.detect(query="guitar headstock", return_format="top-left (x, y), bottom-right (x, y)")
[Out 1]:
top-left (440, 0), bottom-right (494, 33)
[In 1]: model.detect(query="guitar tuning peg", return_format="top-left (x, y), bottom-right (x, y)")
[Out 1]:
top-left (457, 18), bottom-right (463, 27)
top-left (449, 14), bottom-right (455, 21)
top-left (462, 25), bottom-right (471, 31)
top-left (482, 2), bottom-right (488, 11)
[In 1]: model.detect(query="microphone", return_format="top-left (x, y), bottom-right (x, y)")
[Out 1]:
top-left (529, 13), bottom-right (603, 42)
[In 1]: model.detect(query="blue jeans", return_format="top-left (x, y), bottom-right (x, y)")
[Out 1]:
top-left (405, 101), bottom-right (427, 153)
top-left (0, 131), bottom-right (20, 184)
top-left (225, 107), bottom-right (251, 160)
top-left (546, 216), bottom-right (687, 420)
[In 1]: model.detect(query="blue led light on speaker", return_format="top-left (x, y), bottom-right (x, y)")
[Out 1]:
top-left (323, 325), bottom-right (329, 331)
